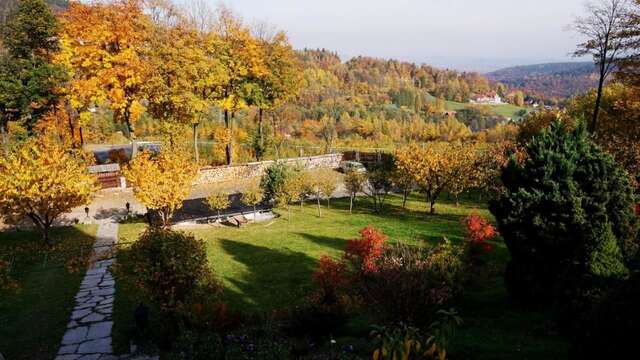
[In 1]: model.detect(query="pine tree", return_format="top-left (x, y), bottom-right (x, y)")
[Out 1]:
top-left (490, 121), bottom-right (638, 304)
top-left (0, 0), bottom-right (66, 153)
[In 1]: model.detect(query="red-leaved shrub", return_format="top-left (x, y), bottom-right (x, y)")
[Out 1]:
top-left (463, 213), bottom-right (497, 255)
top-left (635, 203), bottom-right (640, 216)
top-left (312, 255), bottom-right (347, 305)
top-left (344, 225), bottom-right (388, 274)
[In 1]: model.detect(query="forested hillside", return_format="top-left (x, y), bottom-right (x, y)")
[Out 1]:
top-left (486, 62), bottom-right (598, 99)
top-left (288, 49), bottom-right (528, 137)
top-left (1, 0), bottom-right (67, 25)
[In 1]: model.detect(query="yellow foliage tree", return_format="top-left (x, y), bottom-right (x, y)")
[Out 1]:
top-left (274, 172), bottom-right (304, 221)
top-left (315, 169), bottom-right (338, 209)
top-left (123, 150), bottom-right (197, 227)
top-left (344, 170), bottom-right (366, 214)
top-left (211, 8), bottom-right (267, 165)
top-left (145, 23), bottom-right (225, 163)
top-left (396, 142), bottom-right (478, 214)
top-left (241, 182), bottom-right (263, 219)
top-left (0, 139), bottom-right (97, 244)
top-left (207, 193), bottom-right (230, 219)
top-left (57, 0), bottom-right (153, 139)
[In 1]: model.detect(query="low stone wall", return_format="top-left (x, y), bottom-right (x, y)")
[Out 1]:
top-left (195, 153), bottom-right (342, 185)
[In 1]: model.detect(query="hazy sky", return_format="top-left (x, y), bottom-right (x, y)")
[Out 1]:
top-left (217, 0), bottom-right (589, 72)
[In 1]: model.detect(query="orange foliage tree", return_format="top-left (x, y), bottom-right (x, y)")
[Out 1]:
top-left (395, 142), bottom-right (480, 214)
top-left (57, 0), bottom-right (153, 139)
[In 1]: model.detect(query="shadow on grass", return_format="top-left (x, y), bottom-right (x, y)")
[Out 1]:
top-left (294, 232), bottom-right (346, 252)
top-left (0, 225), bottom-right (96, 360)
top-left (218, 239), bottom-right (318, 314)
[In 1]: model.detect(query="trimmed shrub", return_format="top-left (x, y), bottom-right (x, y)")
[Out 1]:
top-left (490, 121), bottom-right (638, 305)
top-left (118, 228), bottom-right (221, 315)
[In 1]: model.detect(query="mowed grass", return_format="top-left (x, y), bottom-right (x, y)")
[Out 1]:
top-left (0, 225), bottom-right (97, 360)
top-left (115, 193), bottom-right (567, 358)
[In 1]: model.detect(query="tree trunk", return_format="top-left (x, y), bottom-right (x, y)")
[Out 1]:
top-left (258, 108), bottom-right (264, 150)
top-left (253, 205), bottom-right (257, 221)
top-left (193, 122), bottom-right (199, 164)
top-left (316, 192), bottom-right (322, 217)
top-left (79, 126), bottom-right (85, 147)
top-left (224, 110), bottom-right (233, 165)
top-left (349, 195), bottom-right (353, 214)
top-left (1, 121), bottom-right (8, 158)
top-left (68, 115), bottom-right (76, 148)
top-left (42, 224), bottom-right (51, 246)
top-left (430, 201), bottom-right (436, 214)
top-left (326, 197), bottom-right (330, 209)
top-left (592, 64), bottom-right (606, 133)
top-left (402, 190), bottom-right (409, 208)
top-left (455, 193), bottom-right (459, 207)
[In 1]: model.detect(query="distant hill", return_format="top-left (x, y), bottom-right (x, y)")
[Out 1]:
top-left (486, 62), bottom-right (599, 99)
top-left (1, 0), bottom-right (68, 25)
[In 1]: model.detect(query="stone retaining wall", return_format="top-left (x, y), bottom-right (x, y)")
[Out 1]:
top-left (195, 153), bottom-right (342, 185)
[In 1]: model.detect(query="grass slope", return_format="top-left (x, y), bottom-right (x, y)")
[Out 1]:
top-left (0, 225), bottom-right (97, 360)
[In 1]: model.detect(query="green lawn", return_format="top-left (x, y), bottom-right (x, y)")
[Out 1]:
top-left (0, 225), bottom-right (97, 360)
top-left (114, 193), bottom-right (567, 358)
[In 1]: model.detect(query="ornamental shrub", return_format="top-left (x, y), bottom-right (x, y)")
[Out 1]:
top-left (356, 240), bottom-right (465, 325)
top-left (344, 225), bottom-right (388, 274)
top-left (313, 227), bottom-right (466, 326)
top-left (462, 214), bottom-right (497, 265)
top-left (118, 228), bottom-right (221, 315)
top-left (260, 162), bottom-right (296, 202)
top-left (490, 121), bottom-right (638, 305)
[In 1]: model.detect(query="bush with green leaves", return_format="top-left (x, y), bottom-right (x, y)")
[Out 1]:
top-left (260, 162), bottom-right (296, 202)
top-left (490, 121), bottom-right (638, 305)
top-left (118, 228), bottom-right (221, 315)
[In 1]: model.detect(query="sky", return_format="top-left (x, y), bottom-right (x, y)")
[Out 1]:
top-left (212, 0), bottom-right (590, 72)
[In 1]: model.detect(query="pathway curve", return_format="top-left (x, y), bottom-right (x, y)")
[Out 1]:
top-left (56, 220), bottom-right (118, 360)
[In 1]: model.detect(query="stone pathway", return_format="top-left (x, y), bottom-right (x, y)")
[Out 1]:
top-left (56, 221), bottom-right (118, 360)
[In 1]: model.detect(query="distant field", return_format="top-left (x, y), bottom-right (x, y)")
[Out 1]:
top-left (425, 93), bottom-right (530, 120)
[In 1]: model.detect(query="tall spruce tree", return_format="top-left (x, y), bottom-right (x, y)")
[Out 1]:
top-left (490, 121), bottom-right (638, 304)
top-left (0, 0), bottom-right (66, 154)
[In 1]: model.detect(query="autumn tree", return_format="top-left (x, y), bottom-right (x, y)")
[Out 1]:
top-left (0, 138), bottom-right (96, 244)
top-left (390, 166), bottom-right (414, 208)
top-left (241, 182), bottom-right (263, 219)
top-left (571, 0), bottom-right (632, 132)
top-left (247, 27), bottom-right (301, 158)
top-left (344, 170), bottom-right (366, 214)
top-left (274, 171), bottom-right (304, 221)
top-left (211, 7), bottom-right (267, 165)
top-left (315, 169), bottom-right (338, 209)
top-left (58, 0), bottom-right (153, 139)
top-left (568, 83), bottom-right (640, 188)
top-left (146, 24), bottom-right (224, 163)
top-left (396, 142), bottom-right (478, 214)
top-left (207, 192), bottom-right (230, 219)
top-left (123, 150), bottom-right (198, 227)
